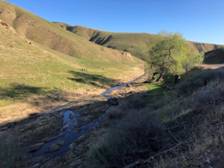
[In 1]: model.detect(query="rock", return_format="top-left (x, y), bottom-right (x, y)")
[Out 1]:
top-left (107, 98), bottom-right (119, 106)
top-left (49, 140), bottom-right (64, 152)
top-left (32, 163), bottom-right (40, 168)
top-left (50, 144), bottom-right (61, 152)
top-left (62, 124), bottom-right (69, 131)
top-left (7, 122), bottom-right (16, 129)
top-left (19, 128), bottom-right (26, 133)
top-left (0, 21), bottom-right (9, 28)
top-left (29, 143), bottom-right (44, 153)
top-left (42, 137), bottom-right (51, 143)
top-left (126, 83), bottom-right (131, 87)
top-left (29, 113), bottom-right (41, 119)
top-left (0, 126), bottom-right (8, 131)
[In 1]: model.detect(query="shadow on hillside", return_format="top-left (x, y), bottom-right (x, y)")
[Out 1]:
top-left (204, 49), bottom-right (224, 64)
top-left (68, 71), bottom-right (118, 88)
top-left (0, 83), bottom-right (69, 108)
top-left (0, 84), bottom-right (45, 100)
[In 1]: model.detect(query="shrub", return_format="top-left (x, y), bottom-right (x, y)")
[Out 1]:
top-left (149, 34), bottom-right (202, 81)
top-left (177, 68), bottom-right (224, 95)
top-left (86, 111), bottom-right (168, 168)
top-left (191, 80), bottom-right (224, 110)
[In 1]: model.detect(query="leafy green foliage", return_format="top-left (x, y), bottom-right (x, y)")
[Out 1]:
top-left (149, 34), bottom-right (202, 79)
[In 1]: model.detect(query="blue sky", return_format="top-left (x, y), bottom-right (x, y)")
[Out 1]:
top-left (9, 0), bottom-right (224, 44)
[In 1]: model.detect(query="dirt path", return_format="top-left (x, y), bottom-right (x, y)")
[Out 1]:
top-left (198, 64), bottom-right (224, 69)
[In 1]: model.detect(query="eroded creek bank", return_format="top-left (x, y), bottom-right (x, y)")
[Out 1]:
top-left (29, 74), bottom-right (147, 167)
top-left (0, 73), bottom-right (147, 168)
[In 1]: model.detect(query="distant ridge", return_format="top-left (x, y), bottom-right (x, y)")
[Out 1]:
top-left (54, 23), bottom-right (221, 62)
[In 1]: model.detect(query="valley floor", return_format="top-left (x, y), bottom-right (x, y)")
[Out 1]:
top-left (0, 63), bottom-right (144, 124)
top-left (0, 69), bottom-right (147, 168)
top-left (2, 59), bottom-right (224, 168)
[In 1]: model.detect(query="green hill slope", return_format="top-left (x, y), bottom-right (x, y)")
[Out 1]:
top-left (0, 2), bottom-right (142, 61)
top-left (60, 24), bottom-right (220, 62)
top-left (0, 2), bottom-right (144, 110)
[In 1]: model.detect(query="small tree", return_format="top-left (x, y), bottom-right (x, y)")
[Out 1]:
top-left (149, 34), bottom-right (202, 81)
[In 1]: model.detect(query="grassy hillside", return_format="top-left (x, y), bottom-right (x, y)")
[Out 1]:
top-left (60, 25), bottom-right (220, 62)
top-left (0, 2), bottom-right (141, 61)
top-left (0, 2), bottom-right (144, 111)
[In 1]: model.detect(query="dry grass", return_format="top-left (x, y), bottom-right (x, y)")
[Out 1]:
top-left (86, 111), bottom-right (167, 168)
top-left (84, 67), bottom-right (224, 168)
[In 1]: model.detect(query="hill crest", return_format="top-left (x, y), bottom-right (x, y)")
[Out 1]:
top-left (56, 23), bottom-right (221, 62)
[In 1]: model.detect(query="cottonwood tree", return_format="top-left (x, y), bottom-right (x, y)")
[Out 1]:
top-left (150, 34), bottom-right (202, 82)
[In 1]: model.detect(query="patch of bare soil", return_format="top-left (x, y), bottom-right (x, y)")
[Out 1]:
top-left (198, 64), bottom-right (224, 70)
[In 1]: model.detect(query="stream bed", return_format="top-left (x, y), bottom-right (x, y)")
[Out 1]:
top-left (30, 74), bottom-right (145, 166)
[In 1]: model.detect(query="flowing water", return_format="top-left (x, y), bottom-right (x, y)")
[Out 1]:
top-left (30, 74), bottom-right (145, 166)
